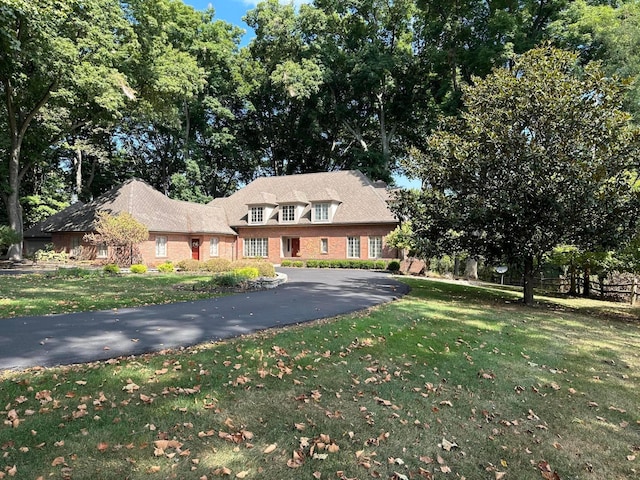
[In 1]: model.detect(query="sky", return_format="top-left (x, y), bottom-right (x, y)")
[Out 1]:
top-left (183, 1), bottom-right (421, 189)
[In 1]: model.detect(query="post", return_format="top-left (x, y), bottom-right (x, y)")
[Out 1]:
top-left (631, 278), bottom-right (637, 306)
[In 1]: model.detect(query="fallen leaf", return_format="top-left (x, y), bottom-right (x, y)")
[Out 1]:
top-left (236, 471), bottom-right (249, 478)
top-left (263, 443), bottom-right (277, 454)
top-left (51, 456), bottom-right (65, 466)
top-left (97, 442), bottom-right (109, 452)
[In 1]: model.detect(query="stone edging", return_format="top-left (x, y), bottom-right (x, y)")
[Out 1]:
top-left (248, 272), bottom-right (288, 289)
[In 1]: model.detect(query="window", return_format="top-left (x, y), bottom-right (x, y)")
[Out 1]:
top-left (320, 238), bottom-right (328, 255)
top-left (209, 237), bottom-right (219, 257)
top-left (347, 236), bottom-right (360, 258)
top-left (155, 235), bottom-right (167, 257)
top-left (369, 236), bottom-right (383, 258)
top-left (250, 206), bottom-right (264, 224)
top-left (313, 203), bottom-right (329, 222)
top-left (97, 243), bottom-right (108, 259)
top-left (244, 238), bottom-right (268, 258)
top-left (281, 205), bottom-right (295, 222)
top-left (70, 237), bottom-right (82, 258)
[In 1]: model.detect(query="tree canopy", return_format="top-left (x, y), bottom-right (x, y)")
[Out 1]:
top-left (396, 45), bottom-right (640, 304)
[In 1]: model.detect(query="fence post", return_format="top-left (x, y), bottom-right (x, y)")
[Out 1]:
top-left (631, 278), bottom-right (637, 306)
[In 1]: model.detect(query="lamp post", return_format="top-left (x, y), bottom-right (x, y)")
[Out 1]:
top-left (495, 266), bottom-right (508, 285)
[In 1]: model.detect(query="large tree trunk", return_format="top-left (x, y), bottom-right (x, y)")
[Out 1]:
top-left (464, 257), bottom-right (478, 280)
top-left (6, 135), bottom-right (23, 260)
top-left (583, 266), bottom-right (591, 298)
top-left (523, 255), bottom-right (535, 305)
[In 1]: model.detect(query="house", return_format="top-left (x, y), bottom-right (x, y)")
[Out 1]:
top-left (25, 179), bottom-right (237, 265)
top-left (24, 170), bottom-right (400, 265)
top-left (212, 170), bottom-right (399, 263)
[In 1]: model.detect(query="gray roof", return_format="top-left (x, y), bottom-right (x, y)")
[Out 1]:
top-left (213, 170), bottom-right (397, 227)
top-left (37, 179), bottom-right (236, 235)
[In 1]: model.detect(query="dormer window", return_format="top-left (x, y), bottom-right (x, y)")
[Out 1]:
top-left (249, 206), bottom-right (264, 224)
top-left (281, 205), bottom-right (296, 223)
top-left (313, 203), bottom-right (329, 222)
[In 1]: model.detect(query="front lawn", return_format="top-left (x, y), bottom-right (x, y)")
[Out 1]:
top-left (0, 278), bottom-right (638, 479)
top-left (0, 271), bottom-right (222, 319)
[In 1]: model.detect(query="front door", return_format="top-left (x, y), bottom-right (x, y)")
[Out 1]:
top-left (291, 238), bottom-right (300, 257)
top-left (191, 239), bottom-right (200, 260)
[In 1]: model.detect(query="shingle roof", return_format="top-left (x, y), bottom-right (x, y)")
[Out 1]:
top-left (38, 179), bottom-right (236, 235)
top-left (213, 170), bottom-right (397, 227)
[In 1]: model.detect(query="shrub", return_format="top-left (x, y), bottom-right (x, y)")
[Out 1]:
top-left (280, 260), bottom-right (293, 267)
top-left (130, 264), bottom-right (148, 274)
top-left (204, 258), bottom-right (232, 273)
top-left (176, 258), bottom-right (202, 272)
top-left (374, 260), bottom-right (387, 270)
top-left (157, 262), bottom-right (174, 273)
top-left (103, 263), bottom-right (120, 274)
top-left (233, 267), bottom-right (260, 280)
top-left (305, 259), bottom-right (319, 268)
top-left (233, 260), bottom-right (276, 277)
top-left (387, 260), bottom-right (401, 272)
top-left (292, 260), bottom-right (305, 268)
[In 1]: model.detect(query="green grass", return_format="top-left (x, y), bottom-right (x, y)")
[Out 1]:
top-left (0, 277), bottom-right (639, 479)
top-left (0, 271), bottom-right (224, 318)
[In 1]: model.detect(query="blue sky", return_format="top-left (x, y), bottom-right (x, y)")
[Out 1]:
top-left (183, 1), bottom-right (420, 189)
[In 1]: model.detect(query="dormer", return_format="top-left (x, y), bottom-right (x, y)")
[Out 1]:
top-left (311, 188), bottom-right (342, 224)
top-left (277, 190), bottom-right (308, 224)
top-left (247, 192), bottom-right (277, 225)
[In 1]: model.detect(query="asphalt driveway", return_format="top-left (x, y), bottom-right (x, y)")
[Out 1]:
top-left (0, 268), bottom-right (409, 371)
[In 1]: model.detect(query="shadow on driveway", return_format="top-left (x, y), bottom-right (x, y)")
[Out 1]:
top-left (0, 268), bottom-right (409, 371)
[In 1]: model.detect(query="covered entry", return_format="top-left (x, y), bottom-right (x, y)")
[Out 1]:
top-left (281, 237), bottom-right (300, 258)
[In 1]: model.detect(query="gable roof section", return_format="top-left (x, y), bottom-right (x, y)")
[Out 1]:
top-left (214, 170), bottom-right (397, 227)
top-left (38, 179), bottom-right (236, 235)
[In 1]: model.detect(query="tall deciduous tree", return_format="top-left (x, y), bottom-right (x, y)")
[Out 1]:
top-left (0, 0), bottom-right (132, 259)
top-left (397, 46), bottom-right (640, 304)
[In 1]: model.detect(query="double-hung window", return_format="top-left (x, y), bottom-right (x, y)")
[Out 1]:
top-left (281, 205), bottom-right (295, 222)
top-left (244, 238), bottom-right (268, 258)
top-left (320, 238), bottom-right (328, 254)
top-left (347, 236), bottom-right (360, 258)
top-left (250, 206), bottom-right (264, 224)
top-left (155, 235), bottom-right (167, 257)
top-left (368, 236), bottom-right (383, 258)
top-left (313, 203), bottom-right (329, 222)
top-left (209, 237), bottom-right (219, 257)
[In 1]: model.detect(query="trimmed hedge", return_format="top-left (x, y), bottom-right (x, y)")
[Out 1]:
top-left (103, 263), bottom-right (120, 274)
top-left (282, 259), bottom-right (391, 270)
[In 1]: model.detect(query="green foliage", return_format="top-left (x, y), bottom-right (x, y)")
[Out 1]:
top-left (398, 46), bottom-right (640, 304)
top-left (385, 222), bottom-right (417, 256)
top-left (233, 267), bottom-right (260, 280)
top-left (232, 260), bottom-right (276, 278)
top-left (0, 226), bottom-right (22, 249)
top-left (103, 263), bottom-right (120, 274)
top-left (50, 267), bottom-right (95, 278)
top-left (156, 262), bottom-right (174, 273)
top-left (280, 260), bottom-right (293, 267)
top-left (387, 260), bottom-right (401, 272)
top-left (129, 264), bottom-right (147, 274)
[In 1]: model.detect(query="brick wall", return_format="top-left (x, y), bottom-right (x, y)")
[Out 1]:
top-left (51, 232), bottom-right (237, 267)
top-left (236, 224), bottom-right (399, 263)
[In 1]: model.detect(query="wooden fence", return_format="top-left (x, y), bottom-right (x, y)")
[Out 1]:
top-left (493, 275), bottom-right (639, 305)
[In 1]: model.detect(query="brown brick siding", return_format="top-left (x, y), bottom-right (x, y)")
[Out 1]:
top-left (236, 224), bottom-right (399, 263)
top-left (51, 232), bottom-right (237, 267)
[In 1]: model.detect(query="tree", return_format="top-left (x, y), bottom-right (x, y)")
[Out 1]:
top-left (398, 46), bottom-right (640, 305)
top-left (84, 212), bottom-right (149, 267)
top-left (0, 0), bottom-right (132, 260)
top-left (0, 225), bottom-right (21, 252)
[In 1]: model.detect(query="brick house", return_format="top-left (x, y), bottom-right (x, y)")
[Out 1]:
top-left (25, 170), bottom-right (400, 265)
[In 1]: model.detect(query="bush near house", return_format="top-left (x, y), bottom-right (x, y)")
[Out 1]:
top-left (129, 264), bottom-right (147, 274)
top-left (103, 263), bottom-right (120, 274)
top-left (283, 259), bottom-right (389, 270)
top-left (156, 261), bottom-right (174, 273)
top-left (175, 258), bottom-right (276, 278)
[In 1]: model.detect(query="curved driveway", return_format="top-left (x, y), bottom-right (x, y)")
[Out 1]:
top-left (0, 268), bottom-right (409, 371)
